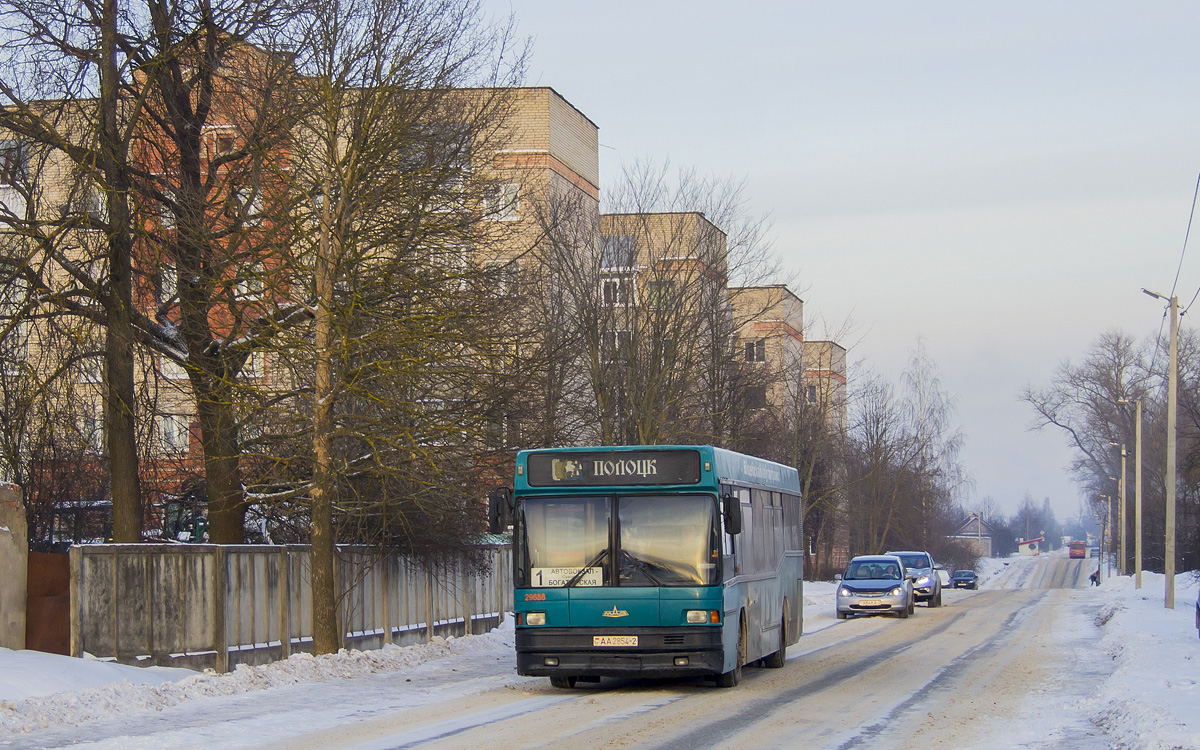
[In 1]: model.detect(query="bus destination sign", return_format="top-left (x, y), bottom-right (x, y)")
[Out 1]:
top-left (526, 449), bottom-right (701, 486)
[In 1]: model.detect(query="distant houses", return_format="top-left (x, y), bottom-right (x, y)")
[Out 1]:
top-left (947, 512), bottom-right (995, 558)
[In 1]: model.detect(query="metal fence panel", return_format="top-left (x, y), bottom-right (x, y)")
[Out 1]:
top-left (70, 544), bottom-right (512, 672)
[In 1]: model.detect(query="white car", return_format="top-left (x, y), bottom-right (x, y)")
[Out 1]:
top-left (886, 550), bottom-right (944, 607)
top-left (835, 555), bottom-right (915, 619)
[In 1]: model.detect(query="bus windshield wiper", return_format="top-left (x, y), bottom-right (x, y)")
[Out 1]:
top-left (565, 548), bottom-right (608, 587)
top-left (620, 551), bottom-right (665, 586)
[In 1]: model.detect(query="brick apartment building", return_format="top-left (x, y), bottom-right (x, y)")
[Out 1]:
top-left (1, 53), bottom-right (846, 545)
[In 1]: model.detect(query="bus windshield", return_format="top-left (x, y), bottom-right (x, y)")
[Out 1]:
top-left (517, 494), bottom-right (719, 588)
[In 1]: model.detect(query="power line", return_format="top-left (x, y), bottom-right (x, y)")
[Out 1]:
top-left (1149, 167), bottom-right (1200, 383)
top-left (1177, 168), bottom-right (1200, 315)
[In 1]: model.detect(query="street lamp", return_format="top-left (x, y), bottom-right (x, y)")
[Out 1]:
top-left (1118, 398), bottom-right (1142, 589)
top-left (1143, 288), bottom-right (1177, 609)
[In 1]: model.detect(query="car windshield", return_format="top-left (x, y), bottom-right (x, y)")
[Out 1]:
top-left (844, 561), bottom-right (901, 581)
top-left (896, 554), bottom-right (931, 570)
top-left (954, 571), bottom-right (973, 578)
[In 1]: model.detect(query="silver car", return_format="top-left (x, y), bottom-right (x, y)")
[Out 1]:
top-left (887, 550), bottom-right (944, 607)
top-left (836, 555), bottom-right (915, 619)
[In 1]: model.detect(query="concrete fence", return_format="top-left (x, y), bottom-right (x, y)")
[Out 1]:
top-left (69, 543), bottom-right (513, 672)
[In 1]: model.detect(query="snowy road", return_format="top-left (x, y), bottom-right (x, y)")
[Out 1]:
top-left (278, 556), bottom-right (1107, 750)
top-left (3, 555), bottom-right (1132, 750)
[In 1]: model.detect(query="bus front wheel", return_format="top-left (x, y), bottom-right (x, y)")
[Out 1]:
top-left (550, 676), bottom-right (577, 689)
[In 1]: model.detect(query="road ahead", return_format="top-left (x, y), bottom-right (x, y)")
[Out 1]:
top-left (267, 555), bottom-right (1110, 750)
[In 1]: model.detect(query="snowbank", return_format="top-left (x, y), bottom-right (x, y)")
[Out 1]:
top-left (1087, 571), bottom-right (1200, 750)
top-left (0, 620), bottom-right (516, 734)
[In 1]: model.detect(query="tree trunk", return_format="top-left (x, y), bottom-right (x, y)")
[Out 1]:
top-left (99, 0), bottom-right (142, 542)
top-left (196, 386), bottom-right (246, 544)
top-left (310, 179), bottom-right (339, 655)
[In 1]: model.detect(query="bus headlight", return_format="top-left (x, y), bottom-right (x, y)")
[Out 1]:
top-left (686, 610), bottom-right (714, 624)
top-left (525, 611), bottom-right (546, 626)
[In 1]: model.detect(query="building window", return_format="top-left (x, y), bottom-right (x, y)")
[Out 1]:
top-left (483, 182), bottom-right (519, 221)
top-left (0, 142), bottom-right (27, 188)
top-left (746, 385), bottom-right (768, 409)
top-left (1, 320), bottom-right (31, 375)
top-left (744, 339), bottom-right (766, 363)
top-left (161, 356), bottom-right (187, 380)
top-left (242, 350), bottom-right (265, 379)
top-left (76, 186), bottom-right (108, 225)
top-left (79, 402), bottom-right (104, 454)
top-left (600, 235), bottom-right (636, 270)
top-left (805, 385), bottom-right (818, 404)
top-left (157, 264), bottom-right (177, 305)
top-left (602, 276), bottom-right (634, 307)
top-left (156, 414), bottom-right (190, 453)
top-left (486, 260), bottom-right (520, 297)
top-left (604, 329), bottom-right (631, 363)
top-left (159, 189), bottom-right (177, 229)
top-left (645, 280), bottom-right (675, 310)
top-left (235, 262), bottom-right (265, 300)
top-left (78, 356), bottom-right (103, 384)
top-left (233, 187), bottom-right (264, 227)
top-left (204, 127), bottom-right (237, 161)
top-left (485, 414), bottom-right (520, 448)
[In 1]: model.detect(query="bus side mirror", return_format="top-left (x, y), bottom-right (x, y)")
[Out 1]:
top-left (721, 493), bottom-right (742, 535)
top-left (488, 486), bottom-right (512, 534)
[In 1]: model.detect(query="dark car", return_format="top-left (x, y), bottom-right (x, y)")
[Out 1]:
top-left (951, 570), bottom-right (977, 589)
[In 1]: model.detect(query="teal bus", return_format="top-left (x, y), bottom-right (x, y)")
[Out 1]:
top-left (506, 445), bottom-right (804, 688)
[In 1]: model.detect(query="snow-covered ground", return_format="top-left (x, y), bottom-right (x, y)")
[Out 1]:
top-left (1, 557), bottom-right (1196, 748)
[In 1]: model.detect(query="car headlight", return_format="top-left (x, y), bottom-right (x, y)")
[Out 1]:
top-left (916, 575), bottom-right (931, 586)
top-left (890, 587), bottom-right (903, 597)
top-left (525, 611), bottom-right (546, 626)
top-left (839, 588), bottom-right (852, 597)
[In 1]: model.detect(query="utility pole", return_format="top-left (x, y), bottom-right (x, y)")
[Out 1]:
top-left (1134, 400), bottom-right (1142, 589)
top-left (1119, 398), bottom-right (1143, 587)
top-left (1143, 289), bottom-right (1177, 609)
top-left (1109, 444), bottom-right (1127, 576)
top-left (1107, 493), bottom-right (1113, 578)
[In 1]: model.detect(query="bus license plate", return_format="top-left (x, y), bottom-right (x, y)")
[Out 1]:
top-left (857, 600), bottom-right (882, 606)
top-left (594, 636), bottom-right (638, 647)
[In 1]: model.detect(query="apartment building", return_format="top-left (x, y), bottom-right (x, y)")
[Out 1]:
top-left (728, 284), bottom-right (804, 415)
top-left (0, 75), bottom-right (603, 543)
top-left (1, 41), bottom-right (850, 544)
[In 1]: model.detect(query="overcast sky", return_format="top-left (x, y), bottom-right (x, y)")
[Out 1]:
top-left (483, 1), bottom-right (1200, 520)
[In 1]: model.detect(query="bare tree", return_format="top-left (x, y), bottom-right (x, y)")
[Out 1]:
top-left (528, 160), bottom-right (782, 447)
top-left (1024, 327), bottom-right (1200, 573)
top-left (842, 343), bottom-right (965, 556)
top-left (0, 0), bottom-right (317, 541)
top-left (221, 1), bottom-right (528, 652)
